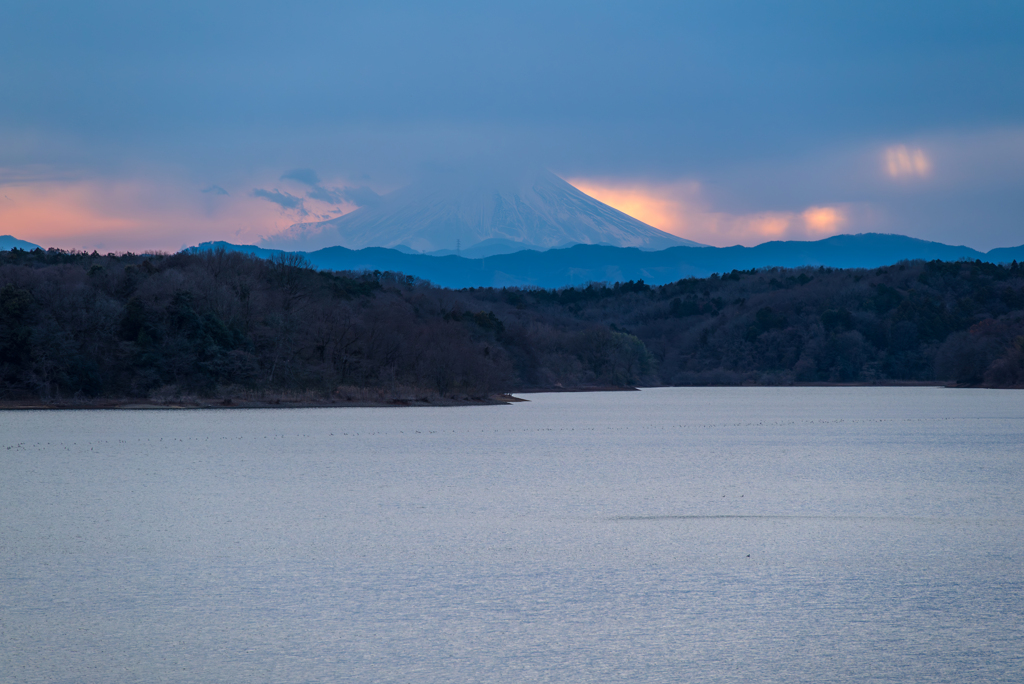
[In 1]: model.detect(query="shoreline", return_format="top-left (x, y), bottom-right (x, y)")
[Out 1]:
top-left (0, 393), bottom-right (526, 411)
top-left (3, 381), bottom-right (1017, 411)
top-left (511, 385), bottom-right (641, 394)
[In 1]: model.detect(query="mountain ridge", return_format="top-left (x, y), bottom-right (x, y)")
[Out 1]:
top-left (194, 233), bottom-right (1024, 289)
top-left (0, 235), bottom-right (42, 251)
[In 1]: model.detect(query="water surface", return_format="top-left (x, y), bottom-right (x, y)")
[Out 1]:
top-left (2, 387), bottom-right (1022, 682)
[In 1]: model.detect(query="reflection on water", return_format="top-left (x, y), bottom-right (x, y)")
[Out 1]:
top-left (2, 387), bottom-right (1023, 683)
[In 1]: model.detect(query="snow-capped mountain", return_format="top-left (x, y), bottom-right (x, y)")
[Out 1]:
top-left (262, 169), bottom-right (705, 254)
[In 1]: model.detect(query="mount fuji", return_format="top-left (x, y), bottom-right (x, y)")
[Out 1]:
top-left (262, 168), bottom-right (705, 256)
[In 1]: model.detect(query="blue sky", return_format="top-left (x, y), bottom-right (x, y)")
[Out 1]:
top-left (2, 0), bottom-right (1022, 250)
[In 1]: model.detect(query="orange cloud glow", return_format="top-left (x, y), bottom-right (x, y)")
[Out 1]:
top-left (0, 176), bottom-right (357, 252)
top-left (3, 173), bottom-right (852, 252)
top-left (565, 182), bottom-right (682, 235)
top-left (567, 177), bottom-right (848, 246)
top-left (885, 145), bottom-right (931, 178)
top-left (802, 206), bottom-right (845, 233)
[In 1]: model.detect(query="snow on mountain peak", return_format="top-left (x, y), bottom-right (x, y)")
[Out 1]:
top-left (262, 169), bottom-right (705, 254)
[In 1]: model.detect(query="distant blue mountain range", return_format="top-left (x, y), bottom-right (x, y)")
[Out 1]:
top-left (0, 235), bottom-right (41, 251)
top-left (5, 232), bottom-right (1022, 288)
top-left (190, 233), bottom-right (1024, 289)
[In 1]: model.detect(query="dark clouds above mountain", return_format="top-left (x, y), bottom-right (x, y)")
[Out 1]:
top-left (280, 169), bottom-right (322, 187)
top-left (252, 189), bottom-right (304, 210)
top-left (272, 168), bottom-right (382, 211)
top-left (1, 0), bottom-right (1022, 250)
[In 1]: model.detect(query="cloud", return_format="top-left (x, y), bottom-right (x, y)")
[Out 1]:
top-left (252, 174), bottom-right (383, 228)
top-left (339, 185), bottom-right (382, 207)
top-left (2, 2), bottom-right (1022, 253)
top-left (0, 177), bottom-right (291, 252)
top-left (306, 183), bottom-right (382, 208)
top-left (4, 122), bottom-right (1018, 255)
top-left (280, 168), bottom-right (321, 186)
top-left (252, 188), bottom-right (305, 212)
top-left (885, 145), bottom-right (931, 179)
top-left (802, 206), bottom-right (845, 233)
top-left (278, 167), bottom-right (383, 209)
top-left (201, 184), bottom-right (229, 195)
top-left (305, 185), bottom-right (346, 204)
top-left (567, 177), bottom-right (849, 247)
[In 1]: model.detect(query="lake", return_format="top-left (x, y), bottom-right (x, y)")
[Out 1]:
top-left (2, 387), bottom-right (1023, 683)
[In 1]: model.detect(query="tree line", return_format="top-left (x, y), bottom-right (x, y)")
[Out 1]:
top-left (1, 247), bottom-right (1022, 402)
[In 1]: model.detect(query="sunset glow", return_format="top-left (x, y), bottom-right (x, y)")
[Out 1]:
top-left (566, 177), bottom-right (848, 246)
top-left (0, 176), bottom-right (357, 252)
top-left (803, 206), bottom-right (846, 233)
top-left (566, 181), bottom-right (683, 235)
top-left (885, 145), bottom-right (931, 178)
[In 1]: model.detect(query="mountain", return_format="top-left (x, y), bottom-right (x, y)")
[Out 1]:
top-left (262, 168), bottom-right (705, 255)
top-left (0, 235), bottom-right (41, 251)
top-left (195, 233), bottom-right (1024, 289)
top-left (426, 237), bottom-right (561, 258)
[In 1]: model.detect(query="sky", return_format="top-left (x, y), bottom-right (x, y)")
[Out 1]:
top-left (2, 0), bottom-right (1022, 252)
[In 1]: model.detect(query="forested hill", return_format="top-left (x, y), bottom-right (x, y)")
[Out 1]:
top-left (1, 247), bottom-right (1022, 403)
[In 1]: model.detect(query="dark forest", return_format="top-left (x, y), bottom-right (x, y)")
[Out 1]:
top-left (1, 248), bottom-right (1022, 404)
